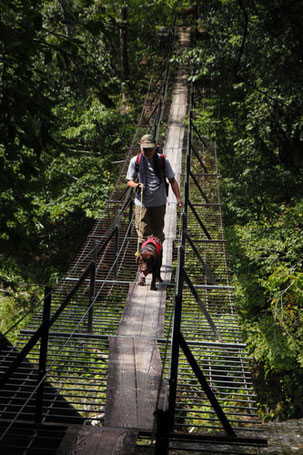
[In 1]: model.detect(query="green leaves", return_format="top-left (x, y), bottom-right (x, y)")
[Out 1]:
top-left (0, 0), bottom-right (136, 298)
top-left (189, 0), bottom-right (303, 420)
top-left (225, 202), bottom-right (303, 419)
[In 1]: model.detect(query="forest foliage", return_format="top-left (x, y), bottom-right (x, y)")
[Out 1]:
top-left (0, 0), bottom-right (175, 330)
top-left (189, 0), bottom-right (303, 421)
top-left (0, 0), bottom-right (302, 422)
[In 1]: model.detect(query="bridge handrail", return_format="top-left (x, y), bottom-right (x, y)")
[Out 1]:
top-left (0, 200), bottom-right (134, 384)
top-left (0, 193), bottom-right (133, 340)
top-left (161, 80), bottom-right (239, 445)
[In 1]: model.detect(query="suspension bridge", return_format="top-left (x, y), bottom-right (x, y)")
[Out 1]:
top-left (0, 25), bottom-right (267, 454)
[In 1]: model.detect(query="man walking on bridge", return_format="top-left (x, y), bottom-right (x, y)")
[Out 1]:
top-left (126, 133), bottom-right (183, 244)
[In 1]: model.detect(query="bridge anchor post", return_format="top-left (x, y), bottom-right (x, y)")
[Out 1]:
top-left (155, 409), bottom-right (170, 455)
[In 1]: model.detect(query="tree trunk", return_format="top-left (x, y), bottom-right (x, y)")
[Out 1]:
top-left (120, 6), bottom-right (129, 83)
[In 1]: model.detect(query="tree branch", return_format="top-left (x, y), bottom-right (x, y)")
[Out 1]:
top-left (234, 0), bottom-right (249, 80)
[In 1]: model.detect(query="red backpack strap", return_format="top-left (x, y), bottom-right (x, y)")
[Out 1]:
top-left (135, 152), bottom-right (142, 173)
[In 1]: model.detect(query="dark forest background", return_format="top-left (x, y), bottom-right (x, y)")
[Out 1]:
top-left (1, 0), bottom-right (302, 422)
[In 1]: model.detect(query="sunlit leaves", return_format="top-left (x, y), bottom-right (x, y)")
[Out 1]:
top-left (0, 0), bottom-right (134, 293)
top-left (189, 0), bottom-right (303, 420)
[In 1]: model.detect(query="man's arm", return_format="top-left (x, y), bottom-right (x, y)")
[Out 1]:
top-left (126, 157), bottom-right (144, 191)
top-left (127, 180), bottom-right (138, 189)
top-left (169, 177), bottom-right (184, 207)
top-left (127, 180), bottom-right (144, 190)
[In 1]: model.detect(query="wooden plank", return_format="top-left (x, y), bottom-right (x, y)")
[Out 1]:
top-left (118, 283), bottom-right (165, 338)
top-left (98, 427), bottom-right (137, 455)
top-left (102, 58), bottom-right (188, 446)
top-left (135, 337), bottom-right (165, 429)
top-left (57, 425), bottom-right (137, 455)
top-left (105, 337), bottom-right (165, 431)
top-left (105, 337), bottom-right (137, 428)
top-left (162, 67), bottom-right (188, 286)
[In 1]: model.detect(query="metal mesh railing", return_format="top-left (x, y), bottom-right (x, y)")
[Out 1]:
top-left (153, 81), bottom-right (266, 454)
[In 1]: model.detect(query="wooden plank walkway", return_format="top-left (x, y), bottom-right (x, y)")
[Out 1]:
top-left (117, 283), bottom-right (166, 338)
top-left (57, 426), bottom-right (137, 455)
top-left (104, 46), bottom-right (189, 439)
top-left (105, 336), bottom-right (165, 430)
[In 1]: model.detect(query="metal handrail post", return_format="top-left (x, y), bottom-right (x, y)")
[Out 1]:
top-left (128, 191), bottom-right (134, 237)
top-left (167, 309), bottom-right (180, 424)
top-left (88, 244), bottom-right (97, 333)
top-left (168, 245), bottom-right (185, 433)
top-left (114, 212), bottom-right (120, 279)
top-left (168, 84), bottom-right (193, 433)
top-left (155, 409), bottom-right (170, 455)
top-left (155, 98), bottom-right (162, 137)
top-left (185, 95), bottom-right (193, 206)
top-left (35, 286), bottom-right (51, 423)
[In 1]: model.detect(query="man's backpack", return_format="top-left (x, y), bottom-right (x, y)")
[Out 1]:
top-left (135, 152), bottom-right (169, 195)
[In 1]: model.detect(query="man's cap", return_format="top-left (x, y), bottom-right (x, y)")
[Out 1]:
top-left (140, 134), bottom-right (156, 148)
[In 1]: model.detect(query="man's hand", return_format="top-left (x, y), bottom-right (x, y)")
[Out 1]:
top-left (136, 183), bottom-right (144, 194)
top-left (169, 177), bottom-right (183, 207)
top-left (177, 198), bottom-right (184, 207)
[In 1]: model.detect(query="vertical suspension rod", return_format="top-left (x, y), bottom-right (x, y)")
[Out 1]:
top-left (168, 82), bottom-right (194, 432)
top-left (35, 287), bottom-right (51, 423)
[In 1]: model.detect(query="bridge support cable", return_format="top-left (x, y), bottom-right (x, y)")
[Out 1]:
top-left (183, 269), bottom-right (222, 341)
top-left (178, 330), bottom-right (235, 437)
top-left (35, 287), bottom-right (51, 424)
top-left (185, 234), bottom-right (218, 285)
